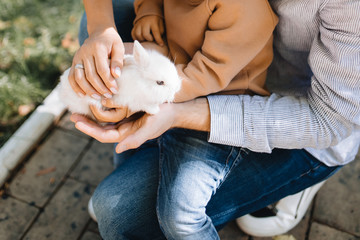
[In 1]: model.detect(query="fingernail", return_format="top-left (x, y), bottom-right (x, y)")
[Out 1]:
top-left (91, 94), bottom-right (101, 100)
top-left (115, 67), bottom-right (121, 78)
top-left (104, 93), bottom-right (112, 99)
top-left (77, 92), bottom-right (85, 98)
top-left (110, 87), bottom-right (118, 94)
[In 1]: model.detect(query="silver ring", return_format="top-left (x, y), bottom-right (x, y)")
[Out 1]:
top-left (74, 63), bottom-right (84, 69)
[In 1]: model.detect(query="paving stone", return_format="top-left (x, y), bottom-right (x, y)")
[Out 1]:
top-left (308, 222), bottom-right (358, 240)
top-left (0, 196), bottom-right (39, 240)
top-left (70, 141), bottom-right (114, 186)
top-left (218, 221), bottom-right (248, 240)
top-left (80, 231), bottom-right (102, 240)
top-left (57, 112), bottom-right (74, 129)
top-left (87, 219), bottom-right (100, 234)
top-left (9, 129), bottom-right (89, 207)
top-left (23, 179), bottom-right (93, 240)
top-left (313, 159), bottom-right (360, 236)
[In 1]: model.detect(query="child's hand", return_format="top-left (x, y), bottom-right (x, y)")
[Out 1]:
top-left (131, 16), bottom-right (165, 46)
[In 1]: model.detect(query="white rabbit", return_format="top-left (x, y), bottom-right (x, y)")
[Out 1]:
top-left (59, 40), bottom-right (181, 118)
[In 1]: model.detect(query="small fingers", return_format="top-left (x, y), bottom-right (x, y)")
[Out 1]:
top-left (152, 20), bottom-right (164, 46)
top-left (152, 26), bottom-right (164, 46)
top-left (101, 98), bottom-right (122, 108)
top-left (90, 105), bottom-right (127, 123)
top-left (132, 25), bottom-right (145, 42)
top-left (142, 23), bottom-right (154, 42)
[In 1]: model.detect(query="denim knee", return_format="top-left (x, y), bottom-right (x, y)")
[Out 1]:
top-left (92, 184), bottom-right (112, 220)
top-left (157, 199), bottom-right (199, 238)
top-left (91, 183), bottom-right (120, 237)
top-left (157, 185), bottom-right (216, 239)
top-left (157, 197), bottom-right (218, 240)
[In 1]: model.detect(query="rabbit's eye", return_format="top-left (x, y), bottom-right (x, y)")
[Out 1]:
top-left (156, 80), bottom-right (164, 86)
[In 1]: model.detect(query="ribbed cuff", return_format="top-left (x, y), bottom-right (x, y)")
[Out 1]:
top-left (207, 95), bottom-right (244, 147)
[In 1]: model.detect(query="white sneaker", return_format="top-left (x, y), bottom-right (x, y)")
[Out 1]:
top-left (88, 197), bottom-right (97, 222)
top-left (236, 181), bottom-right (325, 237)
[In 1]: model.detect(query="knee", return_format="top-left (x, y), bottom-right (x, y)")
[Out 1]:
top-left (157, 196), bottom-right (206, 238)
top-left (91, 183), bottom-right (127, 239)
top-left (157, 201), bottom-right (188, 237)
top-left (92, 185), bottom-right (112, 220)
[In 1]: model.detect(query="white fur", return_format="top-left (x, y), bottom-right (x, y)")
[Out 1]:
top-left (59, 41), bottom-right (181, 117)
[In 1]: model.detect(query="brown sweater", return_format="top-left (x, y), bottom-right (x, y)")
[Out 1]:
top-left (134, 0), bottom-right (278, 102)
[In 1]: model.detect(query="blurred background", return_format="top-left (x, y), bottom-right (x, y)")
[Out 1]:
top-left (0, 0), bottom-right (84, 147)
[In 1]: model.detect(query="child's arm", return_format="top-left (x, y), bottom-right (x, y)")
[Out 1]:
top-left (174, 0), bottom-right (278, 102)
top-left (132, 0), bottom-right (164, 46)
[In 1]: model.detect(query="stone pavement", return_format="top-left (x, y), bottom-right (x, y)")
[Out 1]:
top-left (0, 112), bottom-right (359, 240)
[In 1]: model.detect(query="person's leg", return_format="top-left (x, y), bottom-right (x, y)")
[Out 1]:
top-left (78, 0), bottom-right (135, 45)
top-left (205, 148), bottom-right (341, 227)
top-left (92, 139), bottom-right (166, 240)
top-left (92, 129), bottom-right (340, 239)
top-left (156, 129), bottom-right (242, 240)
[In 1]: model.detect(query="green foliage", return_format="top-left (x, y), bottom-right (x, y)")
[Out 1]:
top-left (0, 0), bottom-right (84, 147)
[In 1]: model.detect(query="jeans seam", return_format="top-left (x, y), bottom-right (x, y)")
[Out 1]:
top-left (217, 147), bottom-right (241, 190)
top-left (299, 163), bottom-right (321, 177)
top-left (224, 146), bottom-right (235, 166)
top-left (156, 136), bottom-right (166, 238)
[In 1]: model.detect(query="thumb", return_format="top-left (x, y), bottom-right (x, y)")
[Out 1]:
top-left (110, 41), bottom-right (124, 79)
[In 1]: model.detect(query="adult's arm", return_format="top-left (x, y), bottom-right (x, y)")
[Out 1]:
top-left (71, 98), bottom-right (210, 153)
top-left (207, 0), bottom-right (360, 153)
top-left (68, 0), bottom-right (124, 99)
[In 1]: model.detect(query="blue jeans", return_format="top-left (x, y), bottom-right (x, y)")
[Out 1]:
top-left (91, 129), bottom-right (340, 240)
top-left (79, 2), bottom-right (341, 239)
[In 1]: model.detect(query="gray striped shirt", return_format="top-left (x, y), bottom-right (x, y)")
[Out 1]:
top-left (207, 0), bottom-right (360, 166)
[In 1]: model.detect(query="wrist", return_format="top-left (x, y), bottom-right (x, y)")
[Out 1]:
top-left (88, 25), bottom-right (117, 37)
top-left (172, 98), bottom-right (210, 132)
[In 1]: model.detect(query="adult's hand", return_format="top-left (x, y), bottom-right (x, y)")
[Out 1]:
top-left (70, 98), bottom-right (211, 154)
top-left (68, 27), bottom-right (124, 100)
top-left (71, 103), bottom-right (176, 153)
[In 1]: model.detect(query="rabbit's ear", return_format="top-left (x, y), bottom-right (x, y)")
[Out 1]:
top-left (133, 40), bottom-right (150, 67)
